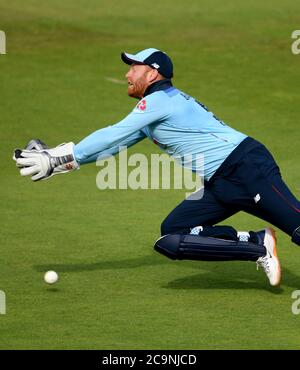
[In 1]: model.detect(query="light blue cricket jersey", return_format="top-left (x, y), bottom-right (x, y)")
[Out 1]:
top-left (74, 80), bottom-right (247, 181)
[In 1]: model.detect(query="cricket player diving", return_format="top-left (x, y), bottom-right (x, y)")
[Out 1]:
top-left (13, 48), bottom-right (300, 287)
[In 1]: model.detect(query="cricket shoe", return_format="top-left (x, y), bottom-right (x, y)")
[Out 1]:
top-left (256, 227), bottom-right (281, 286)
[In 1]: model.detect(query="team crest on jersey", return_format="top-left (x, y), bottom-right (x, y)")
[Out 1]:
top-left (137, 99), bottom-right (147, 111)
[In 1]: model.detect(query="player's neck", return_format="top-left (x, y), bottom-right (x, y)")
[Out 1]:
top-left (143, 79), bottom-right (173, 97)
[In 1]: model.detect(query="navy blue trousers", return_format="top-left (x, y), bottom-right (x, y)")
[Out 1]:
top-left (161, 137), bottom-right (300, 240)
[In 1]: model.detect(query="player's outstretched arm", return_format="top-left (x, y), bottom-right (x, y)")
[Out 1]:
top-left (13, 92), bottom-right (169, 181)
top-left (13, 140), bottom-right (79, 181)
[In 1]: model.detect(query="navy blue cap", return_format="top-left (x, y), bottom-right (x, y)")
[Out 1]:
top-left (121, 48), bottom-right (173, 79)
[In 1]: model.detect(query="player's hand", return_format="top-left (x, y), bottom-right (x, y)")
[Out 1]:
top-left (13, 142), bottom-right (79, 181)
top-left (13, 139), bottom-right (49, 167)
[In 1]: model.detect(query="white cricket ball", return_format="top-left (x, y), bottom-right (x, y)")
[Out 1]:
top-left (44, 270), bottom-right (59, 284)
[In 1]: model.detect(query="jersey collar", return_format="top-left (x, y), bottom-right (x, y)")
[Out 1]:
top-left (143, 79), bottom-right (173, 97)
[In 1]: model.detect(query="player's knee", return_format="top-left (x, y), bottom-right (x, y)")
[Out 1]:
top-left (161, 217), bottom-right (191, 235)
top-left (292, 226), bottom-right (300, 246)
top-left (160, 218), bottom-right (173, 236)
top-left (154, 234), bottom-right (181, 260)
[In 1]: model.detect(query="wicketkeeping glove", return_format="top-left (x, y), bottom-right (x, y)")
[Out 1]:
top-left (13, 141), bottom-right (80, 181)
top-left (13, 139), bottom-right (49, 167)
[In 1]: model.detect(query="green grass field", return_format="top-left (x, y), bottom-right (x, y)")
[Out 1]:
top-left (1, 0), bottom-right (300, 349)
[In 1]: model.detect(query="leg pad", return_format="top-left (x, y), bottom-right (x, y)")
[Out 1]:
top-left (292, 226), bottom-right (300, 246)
top-left (154, 234), bottom-right (265, 262)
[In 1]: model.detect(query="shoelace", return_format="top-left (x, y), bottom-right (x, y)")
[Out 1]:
top-left (256, 257), bottom-right (271, 274)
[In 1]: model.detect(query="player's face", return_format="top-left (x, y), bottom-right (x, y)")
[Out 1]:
top-left (126, 64), bottom-right (153, 98)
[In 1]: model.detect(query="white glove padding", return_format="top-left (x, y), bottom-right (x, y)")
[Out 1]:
top-left (14, 142), bottom-right (80, 181)
top-left (13, 139), bottom-right (49, 168)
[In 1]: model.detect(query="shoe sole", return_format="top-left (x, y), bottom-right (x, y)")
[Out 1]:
top-left (266, 227), bottom-right (281, 286)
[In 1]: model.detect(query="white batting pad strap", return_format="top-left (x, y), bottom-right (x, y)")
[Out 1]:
top-left (190, 226), bottom-right (203, 235)
top-left (237, 231), bottom-right (250, 242)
